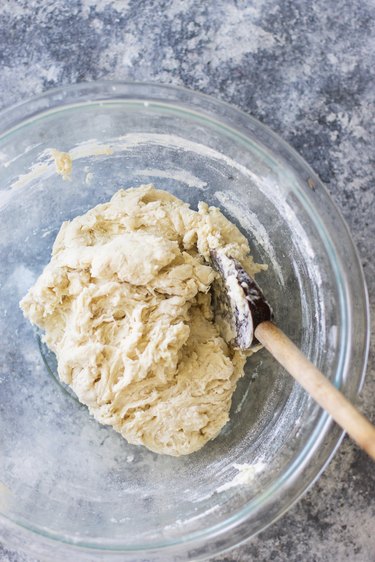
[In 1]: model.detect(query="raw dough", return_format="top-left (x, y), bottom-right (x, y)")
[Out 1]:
top-left (20, 185), bottom-right (263, 456)
top-left (51, 149), bottom-right (72, 180)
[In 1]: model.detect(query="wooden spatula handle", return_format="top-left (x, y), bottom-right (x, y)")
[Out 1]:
top-left (255, 321), bottom-right (375, 460)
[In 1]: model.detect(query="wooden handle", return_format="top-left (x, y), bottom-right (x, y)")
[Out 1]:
top-left (255, 321), bottom-right (375, 461)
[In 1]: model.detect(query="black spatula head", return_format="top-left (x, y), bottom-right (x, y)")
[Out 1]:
top-left (210, 249), bottom-right (273, 350)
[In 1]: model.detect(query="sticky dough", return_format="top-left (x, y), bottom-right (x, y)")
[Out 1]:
top-left (20, 185), bottom-right (263, 456)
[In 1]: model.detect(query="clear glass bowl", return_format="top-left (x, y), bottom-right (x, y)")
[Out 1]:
top-left (0, 82), bottom-right (369, 561)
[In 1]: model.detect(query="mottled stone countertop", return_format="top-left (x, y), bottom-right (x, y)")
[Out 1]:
top-left (0, 1), bottom-right (374, 561)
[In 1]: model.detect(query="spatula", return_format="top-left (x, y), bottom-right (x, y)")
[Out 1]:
top-left (210, 248), bottom-right (375, 461)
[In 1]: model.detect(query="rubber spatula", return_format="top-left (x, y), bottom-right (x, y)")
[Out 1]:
top-left (210, 249), bottom-right (375, 461)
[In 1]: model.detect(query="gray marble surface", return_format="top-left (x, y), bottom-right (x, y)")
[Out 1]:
top-left (0, 1), bottom-right (374, 561)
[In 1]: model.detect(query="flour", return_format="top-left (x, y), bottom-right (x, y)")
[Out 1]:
top-left (216, 462), bottom-right (266, 492)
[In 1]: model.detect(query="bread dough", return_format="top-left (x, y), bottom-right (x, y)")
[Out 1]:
top-left (51, 149), bottom-right (72, 180)
top-left (20, 185), bottom-right (263, 456)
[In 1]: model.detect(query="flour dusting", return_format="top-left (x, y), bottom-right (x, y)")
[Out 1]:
top-left (216, 462), bottom-right (266, 493)
top-left (137, 168), bottom-right (207, 190)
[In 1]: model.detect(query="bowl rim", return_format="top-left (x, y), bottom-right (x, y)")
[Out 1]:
top-left (0, 80), bottom-right (370, 560)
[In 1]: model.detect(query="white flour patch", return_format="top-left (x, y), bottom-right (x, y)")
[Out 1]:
top-left (113, 133), bottom-right (263, 186)
top-left (0, 143), bottom-right (43, 169)
top-left (99, 33), bottom-right (141, 70)
top-left (81, 0), bottom-right (131, 17)
top-left (208, 4), bottom-right (276, 67)
top-left (85, 172), bottom-right (94, 185)
top-left (137, 168), bottom-right (207, 190)
top-left (235, 383), bottom-right (251, 414)
top-left (216, 462), bottom-right (266, 493)
top-left (215, 190), bottom-right (284, 285)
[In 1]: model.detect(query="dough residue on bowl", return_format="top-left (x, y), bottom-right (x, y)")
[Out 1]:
top-left (20, 185), bottom-right (264, 456)
top-left (51, 149), bottom-right (73, 180)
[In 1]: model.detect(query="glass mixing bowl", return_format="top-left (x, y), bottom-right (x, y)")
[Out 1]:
top-left (0, 82), bottom-right (369, 561)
